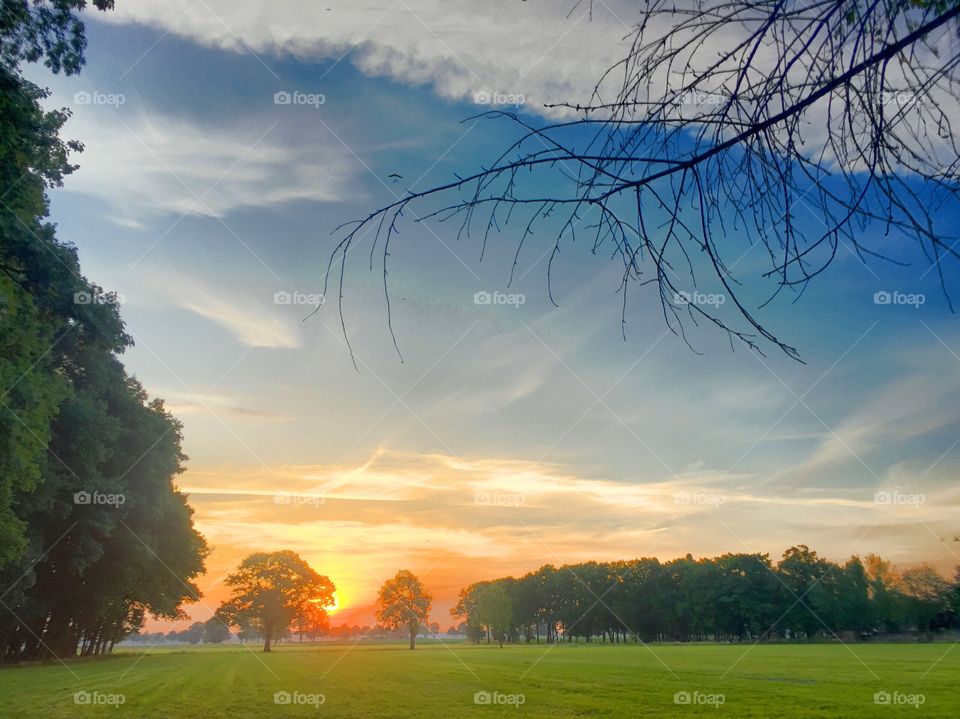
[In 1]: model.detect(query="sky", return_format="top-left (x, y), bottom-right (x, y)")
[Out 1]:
top-left (30, 1), bottom-right (960, 628)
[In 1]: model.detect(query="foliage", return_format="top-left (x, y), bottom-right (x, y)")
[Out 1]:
top-left (375, 570), bottom-right (432, 649)
top-left (453, 547), bottom-right (958, 644)
top-left (215, 551), bottom-right (335, 653)
top-left (0, 0), bottom-right (208, 663)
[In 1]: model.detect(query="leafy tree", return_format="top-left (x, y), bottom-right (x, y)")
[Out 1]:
top-left (294, 601), bottom-right (329, 642)
top-left (450, 547), bottom-right (956, 647)
top-left (475, 584), bottom-right (512, 647)
top-left (202, 617), bottom-right (230, 644)
top-left (376, 570), bottom-right (432, 650)
top-left (902, 565), bottom-right (953, 635)
top-left (182, 622), bottom-right (205, 645)
top-left (1, 0), bottom-right (115, 75)
top-left (215, 551), bottom-right (335, 652)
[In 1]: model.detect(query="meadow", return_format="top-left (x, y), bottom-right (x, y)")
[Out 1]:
top-left (0, 641), bottom-right (955, 717)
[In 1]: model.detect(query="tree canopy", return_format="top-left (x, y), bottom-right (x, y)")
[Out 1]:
top-left (215, 551), bottom-right (336, 653)
top-left (0, 0), bottom-right (209, 663)
top-left (375, 570), bottom-right (433, 650)
top-left (453, 547), bottom-right (959, 645)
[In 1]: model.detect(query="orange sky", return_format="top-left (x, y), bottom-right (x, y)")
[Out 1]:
top-left (152, 448), bottom-right (959, 631)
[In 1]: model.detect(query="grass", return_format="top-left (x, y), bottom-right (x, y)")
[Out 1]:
top-left (0, 640), bottom-right (956, 717)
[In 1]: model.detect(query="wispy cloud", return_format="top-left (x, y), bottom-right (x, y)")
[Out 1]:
top-left (62, 110), bottom-right (359, 219)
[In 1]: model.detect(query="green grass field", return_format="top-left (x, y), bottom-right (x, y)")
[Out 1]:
top-left (0, 641), bottom-right (955, 717)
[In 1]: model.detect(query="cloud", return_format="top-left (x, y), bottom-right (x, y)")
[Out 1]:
top-left (98, 0), bottom-right (632, 112)
top-left (142, 269), bottom-right (304, 348)
top-left (61, 108), bottom-right (359, 219)
top-left (769, 366), bottom-right (960, 486)
top-left (94, 0), bottom-right (960, 176)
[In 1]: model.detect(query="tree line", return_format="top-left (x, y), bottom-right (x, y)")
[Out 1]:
top-left (0, 2), bottom-right (208, 663)
top-left (452, 547), bottom-right (960, 645)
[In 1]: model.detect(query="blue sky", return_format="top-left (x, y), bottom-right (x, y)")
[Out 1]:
top-left (29, 2), bottom-right (960, 621)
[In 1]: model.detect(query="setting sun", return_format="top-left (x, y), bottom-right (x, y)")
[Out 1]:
top-left (323, 595), bottom-right (343, 614)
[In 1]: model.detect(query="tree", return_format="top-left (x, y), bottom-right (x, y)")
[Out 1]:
top-left (215, 551), bottom-right (335, 653)
top-left (328, 0), bottom-right (960, 362)
top-left (901, 565), bottom-right (953, 635)
top-left (182, 622), bottom-right (205, 645)
top-left (1, 1), bottom-right (115, 76)
top-left (0, 0), bottom-right (208, 663)
top-left (476, 584), bottom-right (513, 647)
top-left (375, 570), bottom-right (432, 650)
top-left (202, 617), bottom-right (230, 644)
top-left (294, 601), bottom-right (329, 642)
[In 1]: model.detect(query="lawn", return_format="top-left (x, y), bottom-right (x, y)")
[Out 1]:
top-left (0, 641), bottom-right (955, 717)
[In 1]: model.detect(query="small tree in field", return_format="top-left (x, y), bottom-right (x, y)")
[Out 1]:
top-left (375, 570), bottom-right (432, 650)
top-left (215, 550), bottom-right (335, 652)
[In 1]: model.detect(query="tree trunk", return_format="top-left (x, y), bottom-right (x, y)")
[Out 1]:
top-left (263, 624), bottom-right (273, 653)
top-left (408, 623), bottom-right (416, 650)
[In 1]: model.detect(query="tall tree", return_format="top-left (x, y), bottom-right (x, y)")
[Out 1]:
top-left (375, 570), bottom-right (432, 650)
top-left (215, 551), bottom-right (335, 653)
top-left (475, 584), bottom-right (512, 647)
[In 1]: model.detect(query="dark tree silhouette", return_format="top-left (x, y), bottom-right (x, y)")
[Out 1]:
top-left (329, 0), bottom-right (960, 361)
